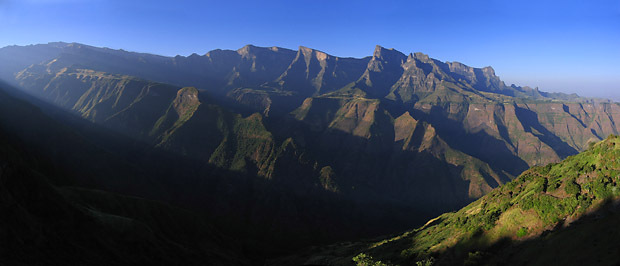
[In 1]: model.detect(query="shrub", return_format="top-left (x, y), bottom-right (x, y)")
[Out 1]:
top-left (549, 178), bottom-right (562, 191)
top-left (353, 253), bottom-right (390, 266)
top-left (534, 178), bottom-right (548, 193)
top-left (564, 181), bottom-right (581, 196)
top-left (464, 251), bottom-right (484, 266)
top-left (577, 194), bottom-right (592, 212)
top-left (415, 257), bottom-right (435, 266)
top-left (588, 141), bottom-right (596, 149)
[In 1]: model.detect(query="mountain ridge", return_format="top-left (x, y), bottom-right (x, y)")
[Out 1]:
top-left (1, 42), bottom-right (620, 264)
top-left (5, 42), bottom-right (620, 204)
top-left (2, 42), bottom-right (604, 103)
top-left (2, 42), bottom-right (620, 263)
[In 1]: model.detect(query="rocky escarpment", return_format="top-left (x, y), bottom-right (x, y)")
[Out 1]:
top-left (7, 42), bottom-right (620, 230)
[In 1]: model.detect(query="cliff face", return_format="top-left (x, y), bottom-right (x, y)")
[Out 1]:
top-left (414, 99), bottom-right (620, 174)
top-left (291, 95), bottom-right (509, 206)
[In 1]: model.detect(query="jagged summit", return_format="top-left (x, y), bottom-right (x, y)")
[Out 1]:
top-left (406, 52), bottom-right (430, 61)
top-left (1, 41), bottom-right (602, 107)
top-left (481, 65), bottom-right (495, 75)
top-left (297, 46), bottom-right (330, 61)
top-left (236, 44), bottom-right (291, 57)
top-left (0, 41), bottom-right (563, 100)
top-left (413, 51), bottom-right (430, 61)
top-left (372, 45), bottom-right (407, 61)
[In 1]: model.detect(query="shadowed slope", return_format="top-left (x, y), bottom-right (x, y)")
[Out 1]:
top-left (0, 81), bottom-right (249, 265)
top-left (276, 135), bottom-right (620, 265)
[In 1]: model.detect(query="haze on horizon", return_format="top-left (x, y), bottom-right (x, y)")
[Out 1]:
top-left (1, 0), bottom-right (619, 100)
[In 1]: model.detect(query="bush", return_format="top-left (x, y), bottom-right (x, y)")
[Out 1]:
top-left (464, 251), bottom-right (484, 266)
top-left (593, 181), bottom-right (613, 199)
top-left (550, 178), bottom-right (562, 191)
top-left (565, 181), bottom-right (581, 196)
top-left (353, 253), bottom-right (390, 266)
top-left (415, 257), bottom-right (435, 266)
top-left (482, 209), bottom-right (501, 230)
top-left (588, 141), bottom-right (596, 149)
top-left (577, 194), bottom-right (592, 212)
top-left (534, 178), bottom-right (548, 193)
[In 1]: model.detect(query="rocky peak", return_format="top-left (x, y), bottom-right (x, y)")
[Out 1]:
top-left (268, 46), bottom-right (282, 52)
top-left (237, 44), bottom-right (295, 58)
top-left (298, 46), bottom-right (330, 62)
top-left (298, 46), bottom-right (313, 55)
top-left (366, 46), bottom-right (406, 71)
top-left (413, 52), bottom-right (430, 62)
top-left (372, 45), bottom-right (407, 63)
top-left (447, 61), bottom-right (474, 74)
top-left (204, 49), bottom-right (222, 58)
top-left (173, 87), bottom-right (201, 116)
top-left (481, 66), bottom-right (495, 76)
top-left (237, 44), bottom-right (269, 58)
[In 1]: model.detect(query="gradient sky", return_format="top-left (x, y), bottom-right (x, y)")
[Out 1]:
top-left (1, 0), bottom-right (619, 99)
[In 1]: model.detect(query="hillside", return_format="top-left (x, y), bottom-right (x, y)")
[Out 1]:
top-left (0, 80), bottom-right (429, 263)
top-left (0, 81), bottom-right (249, 265)
top-left (2, 42), bottom-right (620, 263)
top-left (274, 135), bottom-right (620, 265)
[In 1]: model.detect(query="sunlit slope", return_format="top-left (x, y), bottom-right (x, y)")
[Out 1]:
top-left (278, 135), bottom-right (620, 265)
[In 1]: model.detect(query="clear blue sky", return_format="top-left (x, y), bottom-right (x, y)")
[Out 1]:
top-left (1, 0), bottom-right (619, 99)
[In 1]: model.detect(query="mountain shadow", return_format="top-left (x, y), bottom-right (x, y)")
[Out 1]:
top-left (0, 80), bottom-right (439, 263)
top-left (0, 107), bottom-right (250, 266)
top-left (417, 197), bottom-right (620, 266)
top-left (273, 135), bottom-right (620, 265)
top-left (412, 106), bottom-right (530, 176)
top-left (514, 104), bottom-right (579, 158)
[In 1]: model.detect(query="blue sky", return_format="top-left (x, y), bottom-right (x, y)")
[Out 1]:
top-left (1, 0), bottom-right (619, 99)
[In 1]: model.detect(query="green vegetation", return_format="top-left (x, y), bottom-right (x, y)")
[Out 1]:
top-left (9, 43), bottom-right (620, 265)
top-left (353, 253), bottom-right (392, 266)
top-left (343, 135), bottom-right (620, 265)
top-left (415, 257), bottom-right (435, 266)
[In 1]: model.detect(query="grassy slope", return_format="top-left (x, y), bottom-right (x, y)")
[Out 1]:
top-left (276, 135), bottom-right (620, 266)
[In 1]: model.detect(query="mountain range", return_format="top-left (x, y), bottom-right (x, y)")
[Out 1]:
top-left (1, 42), bottom-right (619, 264)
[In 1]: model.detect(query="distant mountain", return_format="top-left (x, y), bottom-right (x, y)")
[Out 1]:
top-left (2, 42), bottom-right (620, 263)
top-left (4, 42), bottom-right (617, 182)
top-left (7, 47), bottom-right (511, 211)
top-left (274, 135), bottom-right (620, 265)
